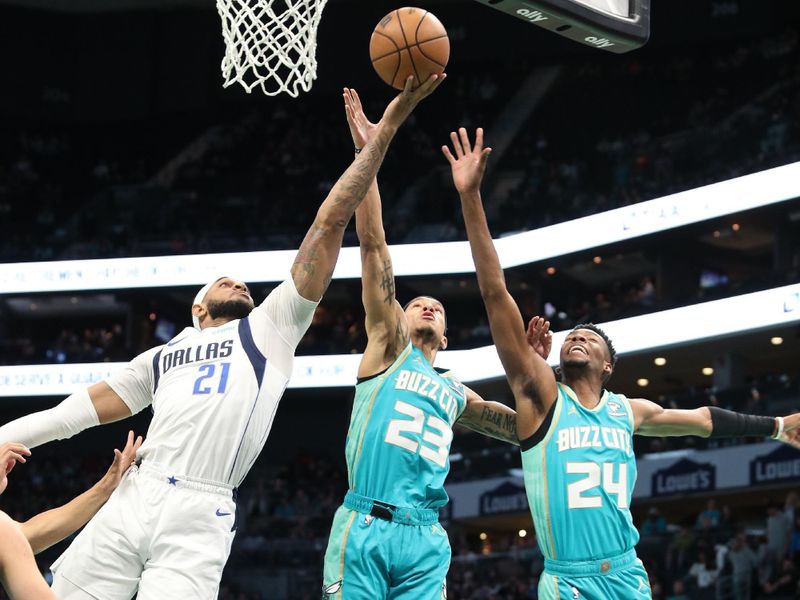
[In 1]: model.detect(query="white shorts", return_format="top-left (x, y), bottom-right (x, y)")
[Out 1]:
top-left (51, 463), bottom-right (237, 600)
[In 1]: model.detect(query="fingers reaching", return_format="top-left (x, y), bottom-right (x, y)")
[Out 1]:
top-left (450, 131), bottom-right (465, 158)
top-left (402, 75), bottom-right (415, 94)
top-left (1, 442), bottom-right (31, 472)
top-left (458, 127), bottom-right (472, 154)
top-left (350, 88), bottom-right (363, 113)
top-left (441, 144), bottom-right (456, 165)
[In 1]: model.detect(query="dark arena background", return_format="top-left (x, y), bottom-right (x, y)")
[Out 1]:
top-left (1, 0), bottom-right (800, 598)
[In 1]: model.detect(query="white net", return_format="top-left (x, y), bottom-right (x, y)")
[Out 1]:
top-left (216, 0), bottom-right (329, 97)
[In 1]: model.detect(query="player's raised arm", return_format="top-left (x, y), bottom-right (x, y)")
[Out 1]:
top-left (290, 74), bottom-right (445, 302)
top-left (19, 432), bottom-right (142, 554)
top-left (343, 87), bottom-right (409, 377)
top-left (632, 399), bottom-right (800, 448)
top-left (443, 128), bottom-right (557, 439)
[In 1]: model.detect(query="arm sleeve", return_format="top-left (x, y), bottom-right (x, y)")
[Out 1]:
top-left (0, 389), bottom-right (98, 449)
top-left (105, 347), bottom-right (160, 415)
top-left (249, 278), bottom-right (319, 351)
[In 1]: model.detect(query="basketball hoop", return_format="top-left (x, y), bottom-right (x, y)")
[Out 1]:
top-left (216, 0), bottom-right (329, 97)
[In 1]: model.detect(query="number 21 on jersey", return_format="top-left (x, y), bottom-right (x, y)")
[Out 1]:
top-left (192, 362), bottom-right (231, 395)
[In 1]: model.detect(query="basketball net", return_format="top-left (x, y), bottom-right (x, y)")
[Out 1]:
top-left (216, 0), bottom-right (329, 97)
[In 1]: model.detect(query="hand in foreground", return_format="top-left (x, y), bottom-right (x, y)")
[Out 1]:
top-left (381, 73), bottom-right (446, 129)
top-left (343, 87), bottom-right (377, 150)
top-left (777, 414), bottom-right (800, 449)
top-left (0, 442), bottom-right (30, 478)
top-left (526, 316), bottom-right (553, 361)
top-left (95, 431), bottom-right (143, 497)
top-left (441, 127), bottom-right (492, 194)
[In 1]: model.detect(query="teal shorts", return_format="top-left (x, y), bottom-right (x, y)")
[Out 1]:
top-left (322, 493), bottom-right (449, 600)
top-left (538, 549), bottom-right (651, 600)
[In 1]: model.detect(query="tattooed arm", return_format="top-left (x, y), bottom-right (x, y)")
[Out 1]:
top-left (457, 387), bottom-right (518, 446)
top-left (342, 88), bottom-right (409, 377)
top-left (290, 75), bottom-right (445, 302)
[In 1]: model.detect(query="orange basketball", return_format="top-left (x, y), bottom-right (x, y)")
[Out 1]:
top-left (369, 7), bottom-right (449, 90)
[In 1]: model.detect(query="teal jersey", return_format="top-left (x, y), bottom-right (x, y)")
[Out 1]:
top-left (345, 343), bottom-right (467, 509)
top-left (522, 383), bottom-right (639, 562)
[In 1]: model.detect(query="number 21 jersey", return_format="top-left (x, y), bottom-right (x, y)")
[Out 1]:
top-left (104, 279), bottom-right (318, 488)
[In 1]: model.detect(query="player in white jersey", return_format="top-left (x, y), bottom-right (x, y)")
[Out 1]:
top-left (0, 74), bottom-right (445, 600)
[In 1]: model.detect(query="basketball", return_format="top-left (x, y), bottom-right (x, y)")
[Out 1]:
top-left (369, 7), bottom-right (450, 90)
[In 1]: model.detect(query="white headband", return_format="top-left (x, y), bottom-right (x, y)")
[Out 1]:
top-left (191, 277), bottom-right (227, 330)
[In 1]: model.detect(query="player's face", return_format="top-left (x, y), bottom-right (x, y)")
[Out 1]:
top-left (560, 329), bottom-right (611, 378)
top-left (405, 296), bottom-right (447, 345)
top-left (204, 278), bottom-right (255, 321)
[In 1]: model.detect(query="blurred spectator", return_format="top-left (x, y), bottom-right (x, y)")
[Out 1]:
top-left (695, 499), bottom-right (722, 531)
top-left (665, 579), bottom-right (690, 600)
top-left (642, 506), bottom-right (668, 536)
top-left (727, 533), bottom-right (758, 600)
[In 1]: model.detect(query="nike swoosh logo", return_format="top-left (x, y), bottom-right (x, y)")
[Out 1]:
top-left (215, 509), bottom-right (231, 517)
top-left (167, 337), bottom-right (186, 346)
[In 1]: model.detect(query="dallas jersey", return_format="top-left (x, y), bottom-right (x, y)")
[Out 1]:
top-left (106, 279), bottom-right (318, 487)
top-left (522, 383), bottom-right (639, 561)
top-left (345, 343), bottom-right (468, 508)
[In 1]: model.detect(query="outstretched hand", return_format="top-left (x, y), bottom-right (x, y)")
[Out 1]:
top-left (777, 414), bottom-right (800, 449)
top-left (0, 442), bottom-right (30, 478)
top-left (381, 74), bottom-right (446, 129)
top-left (96, 431), bottom-right (143, 496)
top-left (526, 316), bottom-right (553, 361)
top-left (442, 127), bottom-right (492, 194)
top-left (343, 88), bottom-right (377, 150)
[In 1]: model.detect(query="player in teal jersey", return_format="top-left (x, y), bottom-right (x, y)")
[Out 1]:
top-left (321, 91), bottom-right (522, 600)
top-left (443, 127), bottom-right (800, 600)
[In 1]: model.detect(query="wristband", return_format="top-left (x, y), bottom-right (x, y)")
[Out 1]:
top-left (772, 416), bottom-right (785, 440)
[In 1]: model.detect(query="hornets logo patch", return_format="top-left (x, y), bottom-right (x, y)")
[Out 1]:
top-left (322, 580), bottom-right (342, 599)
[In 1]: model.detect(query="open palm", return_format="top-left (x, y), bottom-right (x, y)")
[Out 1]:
top-left (343, 87), bottom-right (377, 149)
top-left (526, 316), bottom-right (553, 361)
top-left (442, 127), bottom-right (492, 194)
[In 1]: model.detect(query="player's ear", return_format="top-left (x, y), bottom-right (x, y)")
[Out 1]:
top-left (439, 335), bottom-right (448, 351)
top-left (192, 303), bottom-right (206, 322)
top-left (603, 361), bottom-right (613, 380)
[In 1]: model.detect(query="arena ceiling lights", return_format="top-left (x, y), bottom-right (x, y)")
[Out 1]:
top-left (1, 161), bottom-right (799, 295)
top-left (2, 282), bottom-right (798, 396)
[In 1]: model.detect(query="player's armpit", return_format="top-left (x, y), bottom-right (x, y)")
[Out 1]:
top-left (458, 390), bottom-right (518, 446)
top-left (631, 399), bottom-right (712, 437)
top-left (0, 514), bottom-right (57, 600)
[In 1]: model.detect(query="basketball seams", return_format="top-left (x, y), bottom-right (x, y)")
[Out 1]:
top-left (414, 10), bottom-right (429, 46)
top-left (395, 9), bottom-right (423, 87)
top-left (415, 37), bottom-right (448, 69)
top-left (370, 30), bottom-right (402, 62)
top-left (370, 8), bottom-right (448, 90)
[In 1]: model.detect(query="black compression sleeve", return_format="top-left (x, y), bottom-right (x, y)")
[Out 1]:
top-left (708, 407), bottom-right (776, 438)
